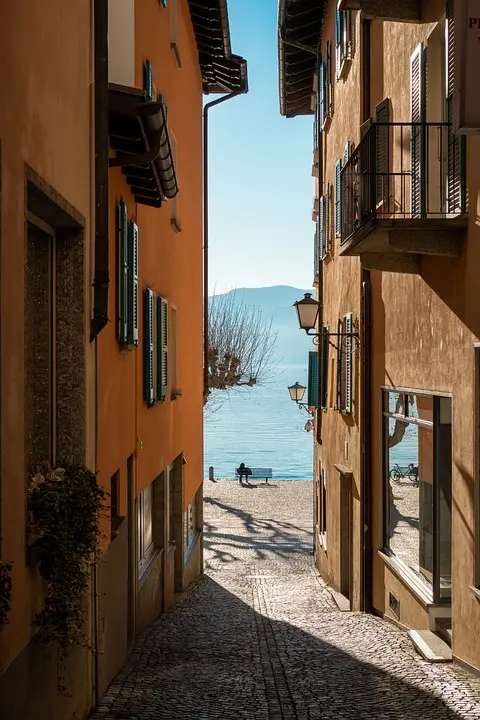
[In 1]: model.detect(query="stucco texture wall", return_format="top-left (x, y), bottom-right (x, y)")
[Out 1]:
top-left (0, 5), bottom-right (94, 712)
top-left (316, 8), bottom-right (363, 609)
top-left (369, 17), bottom-right (480, 671)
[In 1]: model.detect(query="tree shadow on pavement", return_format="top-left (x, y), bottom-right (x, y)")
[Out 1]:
top-left (92, 575), bottom-right (477, 720)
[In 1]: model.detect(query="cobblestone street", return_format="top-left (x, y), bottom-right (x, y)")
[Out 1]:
top-left (92, 480), bottom-right (480, 719)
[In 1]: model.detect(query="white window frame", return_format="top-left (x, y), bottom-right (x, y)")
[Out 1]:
top-left (137, 482), bottom-right (156, 577)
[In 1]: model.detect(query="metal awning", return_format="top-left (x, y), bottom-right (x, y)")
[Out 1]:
top-left (188, 0), bottom-right (248, 93)
top-left (108, 84), bottom-right (178, 208)
top-left (278, 0), bottom-right (326, 118)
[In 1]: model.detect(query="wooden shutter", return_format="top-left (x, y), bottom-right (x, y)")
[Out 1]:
top-left (144, 59), bottom-right (153, 101)
top-left (446, 1), bottom-right (465, 215)
top-left (375, 98), bottom-right (390, 211)
top-left (336, 9), bottom-right (341, 79)
top-left (335, 318), bottom-right (343, 410)
top-left (319, 192), bottom-right (324, 259)
top-left (344, 140), bottom-right (351, 164)
top-left (314, 219), bottom-right (320, 276)
top-left (144, 289), bottom-right (155, 406)
top-left (127, 221), bottom-right (139, 346)
top-left (320, 326), bottom-right (329, 410)
top-left (410, 43), bottom-right (426, 218)
top-left (307, 351), bottom-right (319, 408)
top-left (344, 313), bottom-right (353, 413)
top-left (117, 201), bottom-right (128, 345)
top-left (325, 184), bottom-right (331, 254)
top-left (335, 159), bottom-right (342, 237)
top-left (326, 42), bottom-right (332, 119)
top-left (319, 61), bottom-right (325, 128)
top-left (156, 297), bottom-right (168, 401)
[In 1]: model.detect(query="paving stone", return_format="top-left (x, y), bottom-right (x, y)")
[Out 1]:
top-left (90, 480), bottom-right (480, 720)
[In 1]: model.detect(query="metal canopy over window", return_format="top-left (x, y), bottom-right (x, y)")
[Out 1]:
top-left (108, 84), bottom-right (178, 208)
top-left (278, 0), bottom-right (326, 118)
top-left (188, 0), bottom-right (248, 93)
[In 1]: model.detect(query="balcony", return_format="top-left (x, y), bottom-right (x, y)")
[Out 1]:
top-left (340, 122), bottom-right (467, 273)
top-left (338, 0), bottom-right (420, 22)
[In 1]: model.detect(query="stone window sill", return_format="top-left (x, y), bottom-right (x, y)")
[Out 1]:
top-left (378, 550), bottom-right (433, 607)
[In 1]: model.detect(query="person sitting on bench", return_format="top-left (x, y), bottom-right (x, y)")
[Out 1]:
top-left (236, 462), bottom-right (252, 485)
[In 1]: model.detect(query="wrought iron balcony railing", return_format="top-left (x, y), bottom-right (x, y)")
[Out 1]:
top-left (340, 122), bottom-right (466, 248)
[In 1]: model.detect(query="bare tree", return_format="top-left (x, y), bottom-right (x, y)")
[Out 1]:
top-left (206, 291), bottom-right (277, 403)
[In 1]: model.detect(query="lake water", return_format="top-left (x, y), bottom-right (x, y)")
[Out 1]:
top-left (204, 364), bottom-right (314, 480)
top-left (204, 364), bottom-right (415, 481)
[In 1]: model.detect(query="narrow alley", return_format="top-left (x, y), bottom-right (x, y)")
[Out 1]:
top-left (92, 481), bottom-right (480, 720)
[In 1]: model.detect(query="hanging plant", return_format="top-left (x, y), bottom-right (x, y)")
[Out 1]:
top-left (27, 463), bottom-right (107, 652)
top-left (0, 559), bottom-right (12, 631)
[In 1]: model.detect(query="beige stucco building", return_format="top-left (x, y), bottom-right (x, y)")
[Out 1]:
top-left (279, 0), bottom-right (480, 673)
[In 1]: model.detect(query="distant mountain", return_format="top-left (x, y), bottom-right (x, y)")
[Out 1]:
top-left (208, 285), bottom-right (314, 367)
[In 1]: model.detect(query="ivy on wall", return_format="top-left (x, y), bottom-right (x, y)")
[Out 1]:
top-left (27, 463), bottom-right (107, 655)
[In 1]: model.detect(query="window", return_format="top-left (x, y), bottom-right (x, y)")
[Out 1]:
top-left (144, 59), bottom-right (155, 101)
top-left (138, 482), bottom-right (156, 576)
top-left (319, 185), bottom-right (331, 259)
top-left (144, 289), bottom-right (169, 405)
top-left (335, 159), bottom-right (342, 237)
top-left (117, 202), bottom-right (138, 348)
top-left (307, 351), bottom-right (319, 408)
top-left (383, 391), bottom-right (452, 602)
top-left (166, 464), bottom-right (175, 547)
top-left (320, 326), bottom-right (329, 411)
top-left (318, 42), bottom-right (332, 129)
top-left (336, 314), bottom-right (354, 414)
top-left (410, 43), bottom-right (426, 218)
top-left (170, 306), bottom-right (180, 398)
top-left (319, 464), bottom-right (327, 547)
top-left (336, 6), bottom-right (352, 79)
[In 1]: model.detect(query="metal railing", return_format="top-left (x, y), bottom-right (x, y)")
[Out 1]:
top-left (340, 122), bottom-right (466, 245)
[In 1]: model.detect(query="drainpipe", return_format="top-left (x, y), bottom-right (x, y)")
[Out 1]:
top-left (360, 17), bottom-right (373, 613)
top-left (203, 91), bottom-right (243, 399)
top-left (91, 0), bottom-right (109, 342)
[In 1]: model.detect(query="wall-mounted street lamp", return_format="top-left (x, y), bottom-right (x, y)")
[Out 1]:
top-left (287, 382), bottom-right (313, 413)
top-left (293, 292), bottom-right (359, 349)
top-left (293, 293), bottom-right (320, 335)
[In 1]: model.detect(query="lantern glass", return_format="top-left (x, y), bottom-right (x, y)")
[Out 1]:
top-left (293, 293), bottom-right (320, 332)
top-left (288, 382), bottom-right (306, 403)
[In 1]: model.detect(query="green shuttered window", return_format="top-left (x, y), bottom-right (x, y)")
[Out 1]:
top-left (307, 351), bottom-right (319, 408)
top-left (144, 59), bottom-right (154, 101)
top-left (117, 201), bottom-right (128, 345)
top-left (318, 42), bottom-right (332, 129)
top-left (156, 297), bottom-right (168, 401)
top-left (128, 221), bottom-right (139, 347)
top-left (144, 289), bottom-right (155, 406)
top-left (335, 314), bottom-right (353, 414)
top-left (336, 9), bottom-right (352, 79)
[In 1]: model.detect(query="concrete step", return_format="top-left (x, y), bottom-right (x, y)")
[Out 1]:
top-left (435, 617), bottom-right (452, 647)
top-left (408, 629), bottom-right (452, 663)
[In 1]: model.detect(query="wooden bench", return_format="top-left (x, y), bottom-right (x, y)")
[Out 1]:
top-left (234, 467), bottom-right (273, 484)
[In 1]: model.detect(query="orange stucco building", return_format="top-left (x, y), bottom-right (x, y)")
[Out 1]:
top-left (0, 1), bottom-right (247, 718)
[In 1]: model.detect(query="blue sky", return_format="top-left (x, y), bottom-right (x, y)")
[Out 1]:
top-left (206, 0), bottom-right (314, 294)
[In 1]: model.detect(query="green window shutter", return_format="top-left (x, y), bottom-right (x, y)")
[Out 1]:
top-left (144, 289), bottom-right (155, 406)
top-left (325, 184), bottom-right (331, 254)
top-left (307, 351), bottom-right (319, 408)
top-left (326, 42), bottom-right (332, 118)
top-left (156, 297), bottom-right (168, 401)
top-left (344, 313), bottom-right (353, 414)
top-left (144, 59), bottom-right (153, 101)
top-left (314, 219), bottom-right (320, 276)
top-left (161, 0), bottom-right (167, 6)
top-left (335, 159), bottom-right (342, 237)
top-left (336, 9), bottom-right (341, 79)
top-left (335, 318), bottom-right (343, 410)
top-left (320, 327), bottom-right (329, 411)
top-left (344, 140), bottom-right (351, 165)
top-left (117, 201), bottom-right (128, 345)
top-left (127, 221), bottom-right (139, 347)
top-left (410, 43), bottom-right (426, 218)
